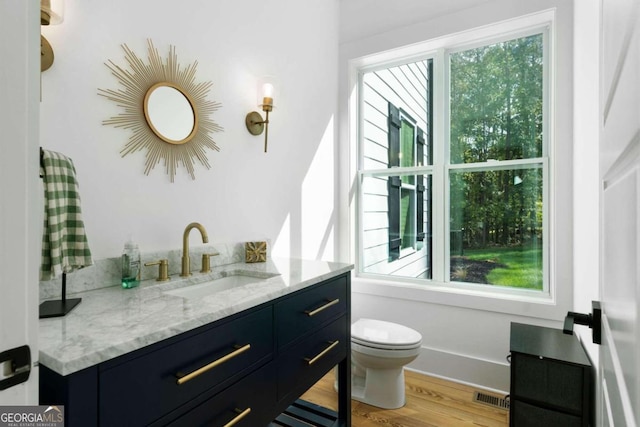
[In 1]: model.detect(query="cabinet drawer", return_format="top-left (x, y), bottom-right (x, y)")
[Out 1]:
top-left (99, 307), bottom-right (273, 427)
top-left (511, 399), bottom-right (582, 427)
top-left (165, 363), bottom-right (276, 427)
top-left (277, 316), bottom-right (347, 401)
top-left (512, 353), bottom-right (585, 412)
top-left (276, 275), bottom-right (347, 348)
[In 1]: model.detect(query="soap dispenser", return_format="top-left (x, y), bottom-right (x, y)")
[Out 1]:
top-left (121, 237), bottom-right (141, 289)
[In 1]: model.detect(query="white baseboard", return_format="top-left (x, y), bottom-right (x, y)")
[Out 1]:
top-left (405, 346), bottom-right (510, 394)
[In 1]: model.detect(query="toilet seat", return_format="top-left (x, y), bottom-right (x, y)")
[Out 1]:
top-left (351, 340), bottom-right (421, 359)
top-left (351, 318), bottom-right (422, 350)
top-left (352, 337), bottom-right (421, 351)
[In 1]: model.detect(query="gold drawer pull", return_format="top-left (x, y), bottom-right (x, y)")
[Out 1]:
top-left (305, 298), bottom-right (340, 317)
top-left (176, 344), bottom-right (251, 385)
top-left (305, 340), bottom-right (339, 365)
top-left (223, 407), bottom-right (251, 427)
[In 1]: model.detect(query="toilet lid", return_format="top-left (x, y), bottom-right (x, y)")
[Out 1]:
top-left (351, 318), bottom-right (422, 349)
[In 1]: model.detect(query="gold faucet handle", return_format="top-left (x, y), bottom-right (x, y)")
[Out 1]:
top-left (144, 259), bottom-right (170, 281)
top-left (200, 252), bottom-right (220, 273)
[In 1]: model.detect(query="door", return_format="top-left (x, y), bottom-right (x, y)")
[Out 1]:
top-left (599, 0), bottom-right (640, 425)
top-left (0, 0), bottom-right (40, 405)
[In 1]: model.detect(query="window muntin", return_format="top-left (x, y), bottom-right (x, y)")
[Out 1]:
top-left (357, 28), bottom-right (548, 294)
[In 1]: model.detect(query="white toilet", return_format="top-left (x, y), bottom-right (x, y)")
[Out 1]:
top-left (350, 318), bottom-right (422, 409)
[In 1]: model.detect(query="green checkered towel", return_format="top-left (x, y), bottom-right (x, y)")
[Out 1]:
top-left (40, 149), bottom-right (93, 280)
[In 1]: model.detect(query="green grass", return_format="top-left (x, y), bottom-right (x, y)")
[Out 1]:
top-left (463, 246), bottom-right (543, 290)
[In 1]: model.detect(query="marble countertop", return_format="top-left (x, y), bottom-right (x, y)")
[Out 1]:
top-left (39, 257), bottom-right (353, 376)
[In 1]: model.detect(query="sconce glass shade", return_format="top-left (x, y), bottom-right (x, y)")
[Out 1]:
top-left (262, 83), bottom-right (274, 98)
top-left (41, 0), bottom-right (64, 25)
top-left (259, 82), bottom-right (275, 111)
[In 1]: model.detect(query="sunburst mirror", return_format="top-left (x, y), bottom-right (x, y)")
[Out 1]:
top-left (98, 40), bottom-right (223, 182)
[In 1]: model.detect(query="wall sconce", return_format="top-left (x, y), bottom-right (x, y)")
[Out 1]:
top-left (40, 0), bottom-right (64, 72)
top-left (245, 83), bottom-right (274, 152)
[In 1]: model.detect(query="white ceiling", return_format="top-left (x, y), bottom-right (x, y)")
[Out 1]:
top-left (339, 0), bottom-right (492, 43)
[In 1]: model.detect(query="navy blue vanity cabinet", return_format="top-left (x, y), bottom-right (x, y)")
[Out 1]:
top-left (162, 362), bottom-right (277, 427)
top-left (276, 275), bottom-right (348, 347)
top-left (509, 322), bottom-right (593, 427)
top-left (100, 306), bottom-right (273, 426)
top-left (274, 274), bottom-right (349, 406)
top-left (277, 316), bottom-right (347, 402)
top-left (40, 272), bottom-right (352, 427)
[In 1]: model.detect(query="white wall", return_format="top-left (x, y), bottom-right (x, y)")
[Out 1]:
top-left (39, 0), bottom-right (339, 262)
top-left (572, 0), bottom-right (601, 365)
top-left (339, 0), bottom-right (493, 44)
top-left (339, 0), bottom-right (577, 392)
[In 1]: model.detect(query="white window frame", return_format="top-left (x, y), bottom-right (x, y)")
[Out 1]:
top-left (349, 9), bottom-right (569, 319)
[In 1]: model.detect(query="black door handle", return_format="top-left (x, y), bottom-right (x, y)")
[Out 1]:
top-left (563, 301), bottom-right (602, 345)
top-left (0, 345), bottom-right (31, 391)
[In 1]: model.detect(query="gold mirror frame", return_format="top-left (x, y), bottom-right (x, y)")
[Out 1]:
top-left (98, 40), bottom-right (223, 182)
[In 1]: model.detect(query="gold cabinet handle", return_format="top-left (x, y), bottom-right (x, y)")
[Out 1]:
top-left (223, 407), bottom-right (251, 427)
top-left (176, 344), bottom-right (251, 385)
top-left (305, 298), bottom-right (340, 317)
top-left (304, 340), bottom-right (339, 365)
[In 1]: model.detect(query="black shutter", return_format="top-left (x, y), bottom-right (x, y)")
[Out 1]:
top-left (388, 103), bottom-right (401, 261)
top-left (416, 127), bottom-right (425, 241)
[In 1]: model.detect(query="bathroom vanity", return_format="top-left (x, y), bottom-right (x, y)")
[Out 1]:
top-left (39, 258), bottom-right (352, 426)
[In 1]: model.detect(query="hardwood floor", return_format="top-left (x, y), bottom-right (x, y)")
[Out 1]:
top-left (300, 370), bottom-right (509, 427)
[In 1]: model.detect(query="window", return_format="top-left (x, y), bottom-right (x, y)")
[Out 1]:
top-left (360, 60), bottom-right (433, 279)
top-left (358, 27), bottom-right (548, 294)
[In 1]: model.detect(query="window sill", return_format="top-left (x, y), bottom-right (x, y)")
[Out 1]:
top-left (352, 274), bottom-right (570, 321)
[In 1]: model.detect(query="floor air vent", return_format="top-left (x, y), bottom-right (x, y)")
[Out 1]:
top-left (473, 391), bottom-right (510, 410)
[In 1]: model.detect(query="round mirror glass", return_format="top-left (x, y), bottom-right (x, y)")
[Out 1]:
top-left (144, 84), bottom-right (196, 144)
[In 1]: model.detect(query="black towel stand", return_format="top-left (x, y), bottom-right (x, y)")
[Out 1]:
top-left (38, 147), bottom-right (82, 318)
top-left (39, 272), bottom-right (81, 318)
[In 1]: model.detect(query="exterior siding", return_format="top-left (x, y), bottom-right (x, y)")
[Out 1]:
top-left (361, 61), bottom-right (431, 277)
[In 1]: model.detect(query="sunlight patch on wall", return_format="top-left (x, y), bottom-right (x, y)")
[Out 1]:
top-left (273, 213), bottom-right (291, 258)
top-left (302, 116), bottom-right (335, 260)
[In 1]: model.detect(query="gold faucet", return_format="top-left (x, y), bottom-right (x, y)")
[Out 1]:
top-left (181, 222), bottom-right (209, 277)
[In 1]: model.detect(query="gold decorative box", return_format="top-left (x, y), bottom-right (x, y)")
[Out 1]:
top-left (245, 241), bottom-right (267, 263)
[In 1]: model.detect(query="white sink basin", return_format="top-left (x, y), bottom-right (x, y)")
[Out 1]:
top-left (164, 272), bottom-right (279, 300)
